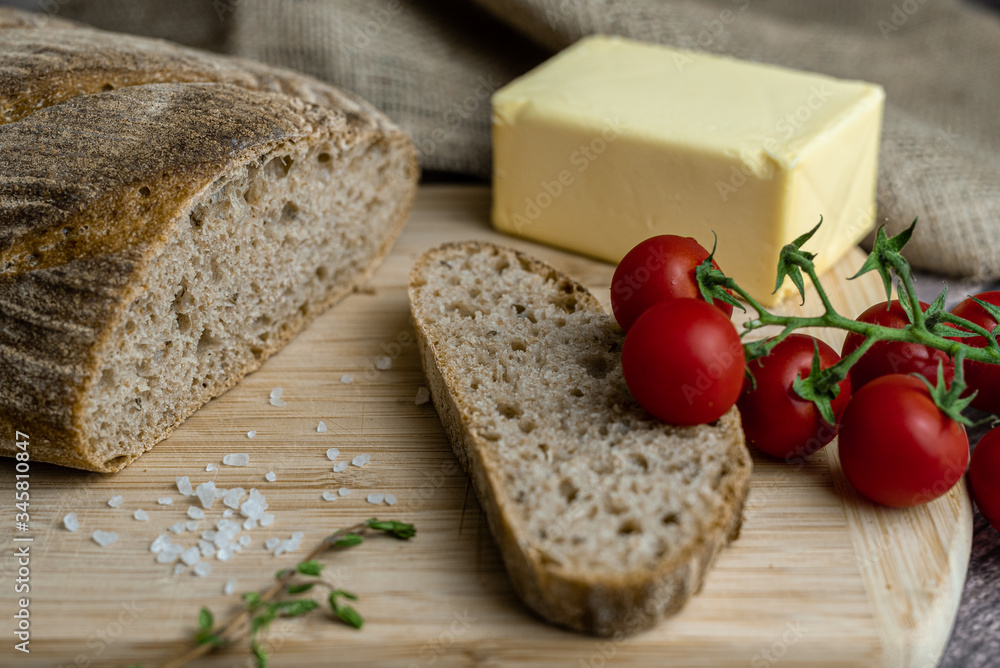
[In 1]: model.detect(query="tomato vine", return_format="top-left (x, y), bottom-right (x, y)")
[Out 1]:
top-left (695, 219), bottom-right (1000, 426)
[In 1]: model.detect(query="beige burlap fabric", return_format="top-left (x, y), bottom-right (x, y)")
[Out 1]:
top-left (15, 0), bottom-right (1000, 280)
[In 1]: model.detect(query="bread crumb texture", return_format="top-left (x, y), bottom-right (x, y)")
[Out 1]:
top-left (410, 242), bottom-right (752, 635)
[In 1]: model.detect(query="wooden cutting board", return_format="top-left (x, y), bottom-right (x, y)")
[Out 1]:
top-left (3, 185), bottom-right (971, 667)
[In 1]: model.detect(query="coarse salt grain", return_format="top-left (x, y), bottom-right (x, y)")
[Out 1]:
top-left (92, 530), bottom-right (118, 547)
top-left (265, 537), bottom-right (281, 551)
top-left (158, 497), bottom-right (173, 505)
top-left (169, 522), bottom-right (187, 534)
top-left (150, 534), bottom-right (171, 553)
top-left (333, 462), bottom-right (348, 473)
top-left (134, 509), bottom-right (149, 521)
top-left (375, 356), bottom-right (392, 370)
top-left (223, 509), bottom-right (234, 518)
top-left (240, 489), bottom-right (268, 520)
top-left (340, 374), bottom-right (353, 384)
top-left (194, 562), bottom-right (212, 577)
top-left (173, 563), bottom-right (186, 575)
top-left (186, 520), bottom-right (200, 532)
top-left (181, 546), bottom-right (201, 566)
top-left (224, 578), bottom-right (237, 595)
top-left (274, 531), bottom-right (304, 557)
top-left (223, 487), bottom-right (245, 509)
top-left (107, 495), bottom-right (124, 508)
top-left (206, 463), bottom-right (218, 472)
top-left (247, 431), bottom-right (256, 439)
top-left (338, 487), bottom-right (351, 497)
top-left (352, 454), bottom-right (370, 468)
top-left (265, 472), bottom-right (276, 482)
top-left (326, 448), bottom-right (339, 461)
top-left (385, 494), bottom-right (397, 506)
top-left (157, 544), bottom-right (183, 564)
top-left (188, 506), bottom-right (206, 520)
top-left (196, 481), bottom-right (218, 508)
top-left (63, 513), bottom-right (79, 532)
top-left (177, 476), bottom-right (194, 496)
top-left (223, 453), bottom-right (250, 467)
top-left (367, 493), bottom-right (385, 504)
top-left (260, 513), bottom-right (275, 527)
top-left (269, 387), bottom-right (286, 407)
top-left (415, 387), bottom-right (430, 405)
top-left (239, 535), bottom-right (251, 547)
top-left (322, 491), bottom-right (338, 502)
top-left (199, 540), bottom-right (215, 557)
top-left (317, 421), bottom-right (327, 433)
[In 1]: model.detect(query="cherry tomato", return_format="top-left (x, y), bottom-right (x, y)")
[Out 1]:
top-left (622, 298), bottom-right (744, 426)
top-left (949, 291), bottom-right (1000, 412)
top-left (841, 300), bottom-right (953, 391)
top-left (611, 235), bottom-right (733, 332)
top-left (969, 426), bottom-right (1000, 532)
top-left (838, 374), bottom-right (969, 508)
top-left (737, 334), bottom-right (851, 461)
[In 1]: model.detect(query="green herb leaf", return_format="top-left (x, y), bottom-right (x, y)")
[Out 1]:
top-left (251, 640), bottom-right (269, 668)
top-left (287, 583), bottom-right (316, 595)
top-left (331, 589), bottom-right (359, 601)
top-left (332, 533), bottom-right (364, 547)
top-left (296, 560), bottom-right (325, 576)
top-left (278, 599), bottom-right (319, 617)
top-left (364, 519), bottom-right (417, 540)
top-left (335, 604), bottom-right (364, 630)
top-left (329, 590), bottom-right (364, 629)
top-left (198, 607), bottom-right (214, 631)
top-left (251, 608), bottom-right (277, 635)
top-left (194, 629), bottom-right (223, 647)
top-left (243, 592), bottom-right (262, 609)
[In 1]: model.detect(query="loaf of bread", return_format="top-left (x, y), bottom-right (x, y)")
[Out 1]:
top-left (0, 9), bottom-right (419, 472)
top-left (409, 241), bottom-right (752, 636)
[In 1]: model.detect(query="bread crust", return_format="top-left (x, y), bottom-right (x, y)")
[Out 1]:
top-left (0, 10), bottom-right (418, 471)
top-left (409, 241), bottom-right (752, 636)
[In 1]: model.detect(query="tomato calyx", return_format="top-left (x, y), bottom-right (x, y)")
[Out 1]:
top-left (694, 233), bottom-right (745, 314)
top-left (789, 340), bottom-right (845, 427)
top-left (912, 352), bottom-right (989, 428)
top-left (772, 220), bottom-right (821, 305)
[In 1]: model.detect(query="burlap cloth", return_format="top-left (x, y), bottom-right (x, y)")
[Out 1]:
top-left (22, 0), bottom-right (1000, 281)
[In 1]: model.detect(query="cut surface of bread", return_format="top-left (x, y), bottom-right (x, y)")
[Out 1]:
top-left (0, 11), bottom-right (418, 471)
top-left (409, 241), bottom-right (752, 636)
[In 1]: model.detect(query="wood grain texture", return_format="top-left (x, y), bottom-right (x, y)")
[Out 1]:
top-left (0, 185), bottom-right (971, 667)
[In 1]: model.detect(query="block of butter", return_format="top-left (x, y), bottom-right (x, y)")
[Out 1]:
top-left (491, 35), bottom-right (885, 305)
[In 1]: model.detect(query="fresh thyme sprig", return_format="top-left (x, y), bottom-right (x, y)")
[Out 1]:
top-left (695, 219), bottom-right (1000, 425)
top-left (164, 518), bottom-right (416, 668)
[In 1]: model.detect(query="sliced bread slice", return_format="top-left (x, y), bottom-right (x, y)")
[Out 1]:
top-left (408, 241), bottom-right (752, 636)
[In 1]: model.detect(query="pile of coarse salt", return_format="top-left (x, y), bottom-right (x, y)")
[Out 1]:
top-left (145, 474), bottom-right (284, 577)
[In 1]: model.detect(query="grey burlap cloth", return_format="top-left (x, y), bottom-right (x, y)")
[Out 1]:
top-left (32, 0), bottom-right (1000, 282)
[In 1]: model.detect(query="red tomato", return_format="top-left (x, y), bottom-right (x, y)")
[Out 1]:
top-left (969, 426), bottom-right (1000, 532)
top-left (841, 300), bottom-right (953, 391)
top-left (838, 374), bottom-right (969, 508)
top-left (622, 298), bottom-right (744, 426)
top-left (949, 291), bottom-right (1000, 412)
top-left (611, 235), bottom-right (733, 332)
top-left (737, 334), bottom-right (851, 461)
